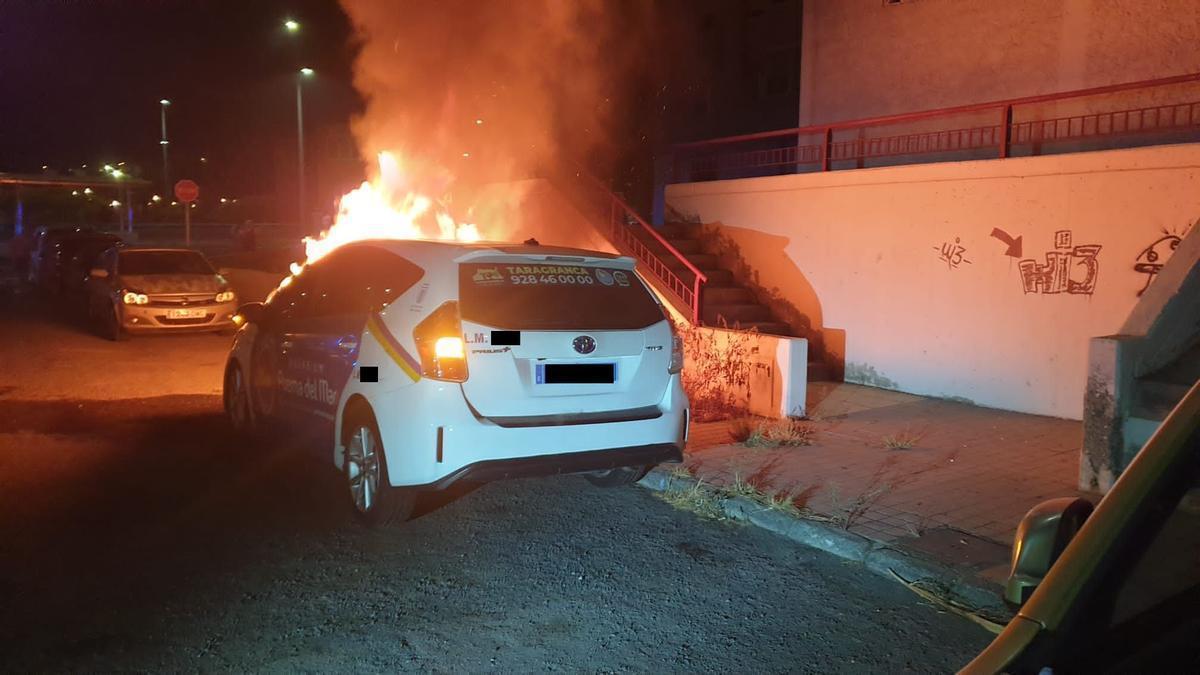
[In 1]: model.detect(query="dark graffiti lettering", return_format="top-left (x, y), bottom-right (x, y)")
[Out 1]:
top-left (1017, 230), bottom-right (1101, 296)
top-left (933, 237), bottom-right (972, 270)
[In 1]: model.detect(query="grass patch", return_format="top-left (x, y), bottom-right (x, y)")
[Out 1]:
top-left (882, 429), bottom-right (924, 450)
top-left (656, 478), bottom-right (726, 520)
top-left (729, 417), bottom-right (815, 448)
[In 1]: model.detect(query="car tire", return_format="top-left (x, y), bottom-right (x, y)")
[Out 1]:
top-left (249, 332), bottom-right (279, 421)
top-left (342, 405), bottom-right (416, 526)
top-left (224, 363), bottom-right (256, 434)
top-left (104, 304), bottom-right (128, 341)
top-left (584, 465), bottom-right (651, 488)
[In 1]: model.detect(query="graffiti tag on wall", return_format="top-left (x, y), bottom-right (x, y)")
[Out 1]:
top-left (1133, 222), bottom-right (1192, 296)
top-left (1017, 230), bottom-right (1101, 296)
top-left (933, 237), bottom-right (972, 270)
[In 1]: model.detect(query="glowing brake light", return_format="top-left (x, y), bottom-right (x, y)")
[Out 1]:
top-left (414, 301), bottom-right (468, 382)
top-left (434, 336), bottom-right (465, 359)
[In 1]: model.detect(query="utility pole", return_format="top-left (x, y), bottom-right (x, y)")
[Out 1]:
top-left (159, 99), bottom-right (171, 198)
top-left (296, 68), bottom-right (313, 230)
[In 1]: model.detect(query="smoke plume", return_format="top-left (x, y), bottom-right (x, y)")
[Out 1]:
top-left (339, 0), bottom-right (658, 197)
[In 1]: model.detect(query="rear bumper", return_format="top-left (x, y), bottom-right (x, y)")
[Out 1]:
top-left (422, 442), bottom-right (682, 490)
top-left (362, 375), bottom-right (690, 488)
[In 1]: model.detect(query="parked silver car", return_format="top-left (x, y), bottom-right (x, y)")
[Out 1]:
top-left (85, 247), bottom-right (238, 340)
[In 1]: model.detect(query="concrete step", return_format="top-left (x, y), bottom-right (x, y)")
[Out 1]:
top-left (666, 237), bottom-right (702, 254)
top-left (807, 360), bottom-right (833, 382)
top-left (660, 222), bottom-right (702, 239)
top-left (684, 253), bottom-right (719, 269)
top-left (703, 303), bottom-right (772, 325)
top-left (1147, 342), bottom-right (1200, 387)
top-left (699, 269), bottom-right (734, 285)
top-left (703, 286), bottom-right (755, 305)
top-left (1132, 378), bottom-right (1192, 420)
top-left (1124, 415), bottom-right (1162, 459)
top-left (733, 321), bottom-right (791, 336)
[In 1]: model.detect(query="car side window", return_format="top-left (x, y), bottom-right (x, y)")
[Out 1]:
top-left (307, 246), bottom-right (424, 318)
top-left (271, 271), bottom-right (320, 325)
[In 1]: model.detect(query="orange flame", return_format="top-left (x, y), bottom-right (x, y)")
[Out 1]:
top-left (284, 151), bottom-right (480, 282)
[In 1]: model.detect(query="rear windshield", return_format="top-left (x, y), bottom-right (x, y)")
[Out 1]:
top-left (120, 251), bottom-right (214, 276)
top-left (459, 262), bottom-right (665, 330)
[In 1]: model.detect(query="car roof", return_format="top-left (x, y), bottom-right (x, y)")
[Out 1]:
top-left (342, 239), bottom-right (631, 268)
top-left (118, 247), bottom-right (207, 254)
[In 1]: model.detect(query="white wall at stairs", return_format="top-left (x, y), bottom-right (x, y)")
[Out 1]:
top-left (667, 144), bottom-right (1200, 419)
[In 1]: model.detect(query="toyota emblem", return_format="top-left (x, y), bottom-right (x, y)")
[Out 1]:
top-left (572, 335), bottom-right (596, 354)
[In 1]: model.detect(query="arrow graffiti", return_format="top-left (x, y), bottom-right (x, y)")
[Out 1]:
top-left (990, 228), bottom-right (1023, 257)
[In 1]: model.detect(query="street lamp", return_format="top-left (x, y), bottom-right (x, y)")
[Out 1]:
top-left (296, 68), bottom-right (313, 228)
top-left (284, 19), bottom-right (300, 32)
top-left (159, 99), bottom-right (171, 196)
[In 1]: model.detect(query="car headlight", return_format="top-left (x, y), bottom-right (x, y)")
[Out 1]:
top-left (215, 290), bottom-right (236, 303)
top-left (122, 291), bottom-right (149, 305)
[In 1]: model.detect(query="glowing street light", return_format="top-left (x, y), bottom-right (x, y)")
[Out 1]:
top-left (111, 169), bottom-right (124, 179)
top-left (151, 195), bottom-right (162, 202)
top-left (475, 119), bottom-right (483, 125)
top-left (300, 67), bottom-right (314, 76)
top-left (284, 19), bottom-right (300, 32)
top-left (83, 187), bottom-right (93, 195)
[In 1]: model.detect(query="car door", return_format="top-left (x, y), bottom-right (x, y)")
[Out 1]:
top-left (279, 245), bottom-right (426, 433)
top-left (270, 266), bottom-right (327, 425)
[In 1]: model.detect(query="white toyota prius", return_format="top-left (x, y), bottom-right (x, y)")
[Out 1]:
top-left (224, 240), bottom-right (689, 524)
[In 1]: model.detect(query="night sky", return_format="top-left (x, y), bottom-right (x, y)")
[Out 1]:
top-left (0, 0), bottom-right (362, 196)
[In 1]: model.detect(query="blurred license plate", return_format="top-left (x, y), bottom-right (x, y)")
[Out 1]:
top-left (166, 308), bottom-right (206, 319)
top-left (536, 363), bottom-right (615, 384)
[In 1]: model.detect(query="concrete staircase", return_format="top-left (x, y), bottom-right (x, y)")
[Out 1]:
top-left (1125, 341), bottom-right (1200, 452)
top-left (640, 221), bottom-right (792, 335)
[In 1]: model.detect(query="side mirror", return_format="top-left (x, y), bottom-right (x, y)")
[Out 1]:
top-left (1005, 497), bottom-right (1093, 607)
top-left (234, 301), bottom-right (266, 326)
top-left (89, 268), bottom-right (108, 279)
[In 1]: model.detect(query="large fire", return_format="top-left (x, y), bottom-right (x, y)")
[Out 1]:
top-left (285, 151), bottom-right (481, 281)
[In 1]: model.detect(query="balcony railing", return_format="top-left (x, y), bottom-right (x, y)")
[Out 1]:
top-left (671, 72), bottom-right (1200, 183)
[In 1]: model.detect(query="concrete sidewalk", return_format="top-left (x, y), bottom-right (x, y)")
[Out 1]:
top-left (679, 382), bottom-right (1089, 590)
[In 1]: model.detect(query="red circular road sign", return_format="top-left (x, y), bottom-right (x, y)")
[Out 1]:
top-left (174, 179), bottom-right (200, 203)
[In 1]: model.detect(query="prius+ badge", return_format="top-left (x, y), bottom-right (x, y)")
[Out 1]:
top-left (572, 335), bottom-right (596, 355)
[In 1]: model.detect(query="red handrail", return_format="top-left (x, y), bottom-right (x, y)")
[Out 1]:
top-left (565, 168), bottom-right (708, 324)
top-left (674, 71), bottom-right (1200, 150)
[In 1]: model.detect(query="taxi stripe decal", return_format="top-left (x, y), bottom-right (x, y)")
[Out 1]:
top-left (366, 313), bottom-right (422, 382)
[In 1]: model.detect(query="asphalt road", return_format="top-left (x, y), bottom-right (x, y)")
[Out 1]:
top-left (0, 284), bottom-right (991, 672)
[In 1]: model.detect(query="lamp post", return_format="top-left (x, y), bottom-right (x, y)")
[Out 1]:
top-left (296, 68), bottom-right (313, 229)
top-left (159, 99), bottom-right (171, 197)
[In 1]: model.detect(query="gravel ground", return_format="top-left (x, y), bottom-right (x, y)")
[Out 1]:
top-left (0, 285), bottom-right (991, 672)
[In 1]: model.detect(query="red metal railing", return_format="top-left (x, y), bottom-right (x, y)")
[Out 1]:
top-left (604, 189), bottom-right (707, 324)
top-left (672, 72), bottom-right (1200, 181)
top-left (558, 167), bottom-right (708, 324)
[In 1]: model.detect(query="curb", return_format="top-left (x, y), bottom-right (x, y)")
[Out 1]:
top-left (638, 468), bottom-right (1011, 618)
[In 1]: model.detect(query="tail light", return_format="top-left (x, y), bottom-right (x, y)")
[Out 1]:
top-left (668, 331), bottom-right (684, 374)
top-left (413, 301), bottom-right (468, 382)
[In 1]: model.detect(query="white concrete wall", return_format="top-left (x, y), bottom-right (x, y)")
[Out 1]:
top-left (667, 144), bottom-right (1200, 419)
top-left (799, 0), bottom-right (1200, 127)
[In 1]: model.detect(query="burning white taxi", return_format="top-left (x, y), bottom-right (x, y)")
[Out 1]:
top-left (223, 240), bottom-right (688, 524)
